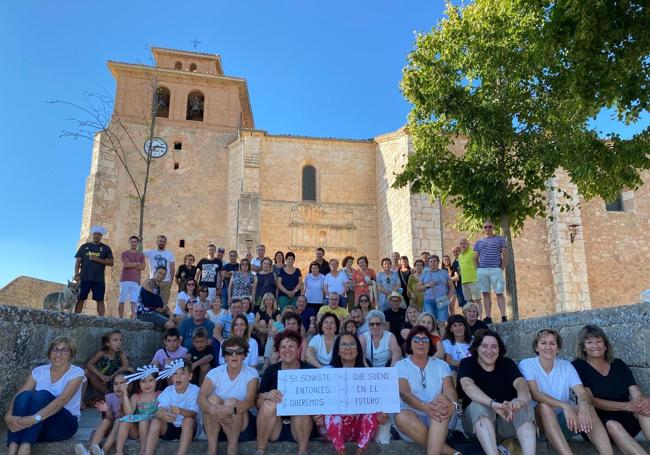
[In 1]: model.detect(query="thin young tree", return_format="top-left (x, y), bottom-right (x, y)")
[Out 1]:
top-left (394, 1), bottom-right (650, 318)
top-left (51, 65), bottom-right (164, 249)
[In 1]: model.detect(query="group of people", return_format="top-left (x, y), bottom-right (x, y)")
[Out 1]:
top-left (6, 320), bottom-right (650, 455)
top-left (73, 218), bottom-right (510, 327)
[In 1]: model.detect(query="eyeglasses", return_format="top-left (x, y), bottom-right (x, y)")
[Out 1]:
top-left (369, 322), bottom-right (383, 327)
top-left (51, 348), bottom-right (71, 356)
top-left (200, 289), bottom-right (209, 293)
top-left (187, 283), bottom-right (196, 286)
top-left (412, 336), bottom-right (430, 344)
top-left (483, 225), bottom-right (494, 229)
top-left (359, 299), bottom-right (370, 303)
top-left (339, 342), bottom-right (357, 349)
top-left (224, 348), bottom-right (246, 356)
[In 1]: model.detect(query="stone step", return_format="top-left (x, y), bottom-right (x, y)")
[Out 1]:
top-left (18, 439), bottom-right (650, 455)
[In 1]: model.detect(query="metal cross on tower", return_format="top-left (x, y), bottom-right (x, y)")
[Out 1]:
top-left (190, 38), bottom-right (202, 50)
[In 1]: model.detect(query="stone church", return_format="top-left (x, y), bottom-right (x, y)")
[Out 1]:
top-left (78, 46), bottom-right (650, 318)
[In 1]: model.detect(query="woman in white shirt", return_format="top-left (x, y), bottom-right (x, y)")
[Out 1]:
top-left (324, 258), bottom-right (349, 308)
top-left (359, 309), bottom-right (402, 368)
top-left (519, 329), bottom-right (613, 455)
top-left (5, 336), bottom-right (85, 455)
top-left (218, 314), bottom-right (259, 368)
top-left (199, 336), bottom-right (260, 455)
top-left (306, 312), bottom-right (339, 367)
top-left (393, 326), bottom-right (458, 454)
top-left (174, 278), bottom-right (199, 323)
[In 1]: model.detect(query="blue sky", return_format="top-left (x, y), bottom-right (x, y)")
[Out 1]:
top-left (0, 1), bottom-right (647, 288)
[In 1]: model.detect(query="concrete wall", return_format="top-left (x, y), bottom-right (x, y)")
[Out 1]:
top-left (0, 305), bottom-right (161, 416)
top-left (495, 301), bottom-right (650, 392)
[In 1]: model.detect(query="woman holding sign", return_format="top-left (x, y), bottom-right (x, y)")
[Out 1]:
top-left (256, 331), bottom-right (314, 455)
top-left (314, 333), bottom-right (388, 455)
top-left (393, 325), bottom-right (459, 455)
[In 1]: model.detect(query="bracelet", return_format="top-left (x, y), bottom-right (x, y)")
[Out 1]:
top-left (489, 400), bottom-right (495, 407)
top-left (578, 401), bottom-right (590, 406)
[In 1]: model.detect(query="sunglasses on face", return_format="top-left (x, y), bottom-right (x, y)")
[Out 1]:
top-left (224, 348), bottom-right (246, 356)
top-left (412, 336), bottom-right (430, 344)
top-left (359, 299), bottom-right (370, 303)
top-left (369, 322), bottom-right (383, 327)
top-left (483, 225), bottom-right (493, 229)
top-left (339, 342), bottom-right (357, 349)
top-left (200, 289), bottom-right (209, 293)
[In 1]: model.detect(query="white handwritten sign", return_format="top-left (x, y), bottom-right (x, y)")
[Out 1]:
top-left (276, 367), bottom-right (400, 416)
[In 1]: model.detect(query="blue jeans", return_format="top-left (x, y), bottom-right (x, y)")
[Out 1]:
top-left (7, 390), bottom-right (78, 446)
top-left (221, 291), bottom-right (229, 310)
top-left (423, 299), bottom-right (449, 323)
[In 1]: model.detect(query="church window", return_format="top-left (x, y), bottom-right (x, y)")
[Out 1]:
top-left (174, 142), bottom-right (183, 150)
top-left (189, 63), bottom-right (197, 72)
top-left (179, 239), bottom-right (185, 248)
top-left (155, 86), bottom-right (171, 118)
top-left (174, 162), bottom-right (180, 170)
top-left (186, 91), bottom-right (205, 121)
top-left (174, 61), bottom-right (182, 70)
top-left (302, 165), bottom-right (317, 201)
top-left (605, 191), bottom-right (634, 212)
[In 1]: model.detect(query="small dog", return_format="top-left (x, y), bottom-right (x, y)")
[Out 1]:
top-left (43, 280), bottom-right (79, 312)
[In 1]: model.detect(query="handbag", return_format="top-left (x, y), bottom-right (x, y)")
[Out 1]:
top-left (435, 295), bottom-right (450, 310)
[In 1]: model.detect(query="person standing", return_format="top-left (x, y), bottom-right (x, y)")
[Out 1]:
top-left (251, 244), bottom-right (266, 273)
top-left (314, 247), bottom-right (331, 276)
top-left (196, 244), bottom-right (223, 303)
top-left (220, 250), bottom-right (239, 310)
top-left (144, 235), bottom-right (175, 307)
top-left (450, 247), bottom-right (467, 310)
top-left (74, 226), bottom-right (114, 316)
top-left (397, 256), bottom-right (412, 308)
top-left (175, 254), bottom-right (197, 292)
top-left (118, 235), bottom-right (145, 319)
top-left (458, 238), bottom-right (483, 318)
top-left (473, 221), bottom-right (508, 323)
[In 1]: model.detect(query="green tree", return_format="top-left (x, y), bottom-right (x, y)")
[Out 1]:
top-left (394, 0), bottom-right (650, 318)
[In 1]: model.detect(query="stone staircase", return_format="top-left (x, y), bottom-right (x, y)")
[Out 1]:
top-left (2, 410), bottom-right (648, 454)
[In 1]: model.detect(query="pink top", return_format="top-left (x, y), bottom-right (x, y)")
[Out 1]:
top-left (120, 250), bottom-right (145, 283)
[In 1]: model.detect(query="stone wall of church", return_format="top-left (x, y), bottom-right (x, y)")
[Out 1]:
top-left (580, 169), bottom-right (650, 309)
top-left (255, 134), bottom-right (379, 270)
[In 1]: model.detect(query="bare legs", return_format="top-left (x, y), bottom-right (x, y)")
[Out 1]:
top-left (394, 409), bottom-right (456, 455)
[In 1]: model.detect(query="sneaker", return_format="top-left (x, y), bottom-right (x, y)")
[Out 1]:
top-left (497, 444), bottom-right (511, 455)
top-left (501, 316), bottom-right (508, 322)
top-left (74, 444), bottom-right (89, 455)
top-left (484, 316), bottom-right (493, 324)
top-left (90, 444), bottom-right (105, 455)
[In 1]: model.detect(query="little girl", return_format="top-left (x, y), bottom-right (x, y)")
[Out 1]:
top-left (442, 314), bottom-right (472, 380)
top-left (85, 329), bottom-right (130, 395)
top-left (115, 366), bottom-right (161, 455)
top-left (206, 292), bottom-right (228, 324)
top-left (75, 371), bottom-right (131, 455)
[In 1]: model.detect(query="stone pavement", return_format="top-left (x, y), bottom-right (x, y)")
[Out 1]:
top-left (1, 409), bottom-right (648, 454)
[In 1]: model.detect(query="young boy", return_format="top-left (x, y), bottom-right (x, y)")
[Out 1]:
top-left (144, 359), bottom-right (200, 455)
top-left (152, 328), bottom-right (188, 368)
top-left (185, 327), bottom-right (217, 385)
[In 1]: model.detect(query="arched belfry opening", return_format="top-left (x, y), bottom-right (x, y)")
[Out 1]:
top-left (186, 91), bottom-right (204, 121)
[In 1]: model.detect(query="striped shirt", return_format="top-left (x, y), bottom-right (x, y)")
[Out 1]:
top-left (473, 236), bottom-right (507, 268)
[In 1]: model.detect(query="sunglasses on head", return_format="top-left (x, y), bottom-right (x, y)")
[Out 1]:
top-left (224, 348), bottom-right (246, 356)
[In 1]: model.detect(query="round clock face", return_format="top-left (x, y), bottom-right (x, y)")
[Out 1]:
top-left (144, 137), bottom-right (168, 158)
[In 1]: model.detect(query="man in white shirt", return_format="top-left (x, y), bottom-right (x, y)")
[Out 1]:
top-left (145, 235), bottom-right (175, 306)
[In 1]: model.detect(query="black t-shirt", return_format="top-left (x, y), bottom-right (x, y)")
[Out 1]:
top-left (255, 271), bottom-right (277, 300)
top-left (572, 358), bottom-right (636, 403)
top-left (176, 265), bottom-right (197, 286)
top-left (188, 344), bottom-right (217, 368)
top-left (451, 260), bottom-right (462, 288)
top-left (383, 308), bottom-right (406, 345)
top-left (317, 260), bottom-right (331, 276)
top-left (259, 361), bottom-right (314, 393)
top-left (278, 267), bottom-right (302, 298)
top-left (457, 356), bottom-right (522, 410)
top-left (298, 308), bottom-right (316, 332)
top-left (197, 258), bottom-right (223, 288)
top-left (222, 262), bottom-right (239, 289)
top-left (469, 319), bottom-right (489, 336)
top-left (75, 242), bottom-right (114, 282)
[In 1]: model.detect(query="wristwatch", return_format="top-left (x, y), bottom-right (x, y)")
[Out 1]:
top-left (34, 414), bottom-right (42, 423)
